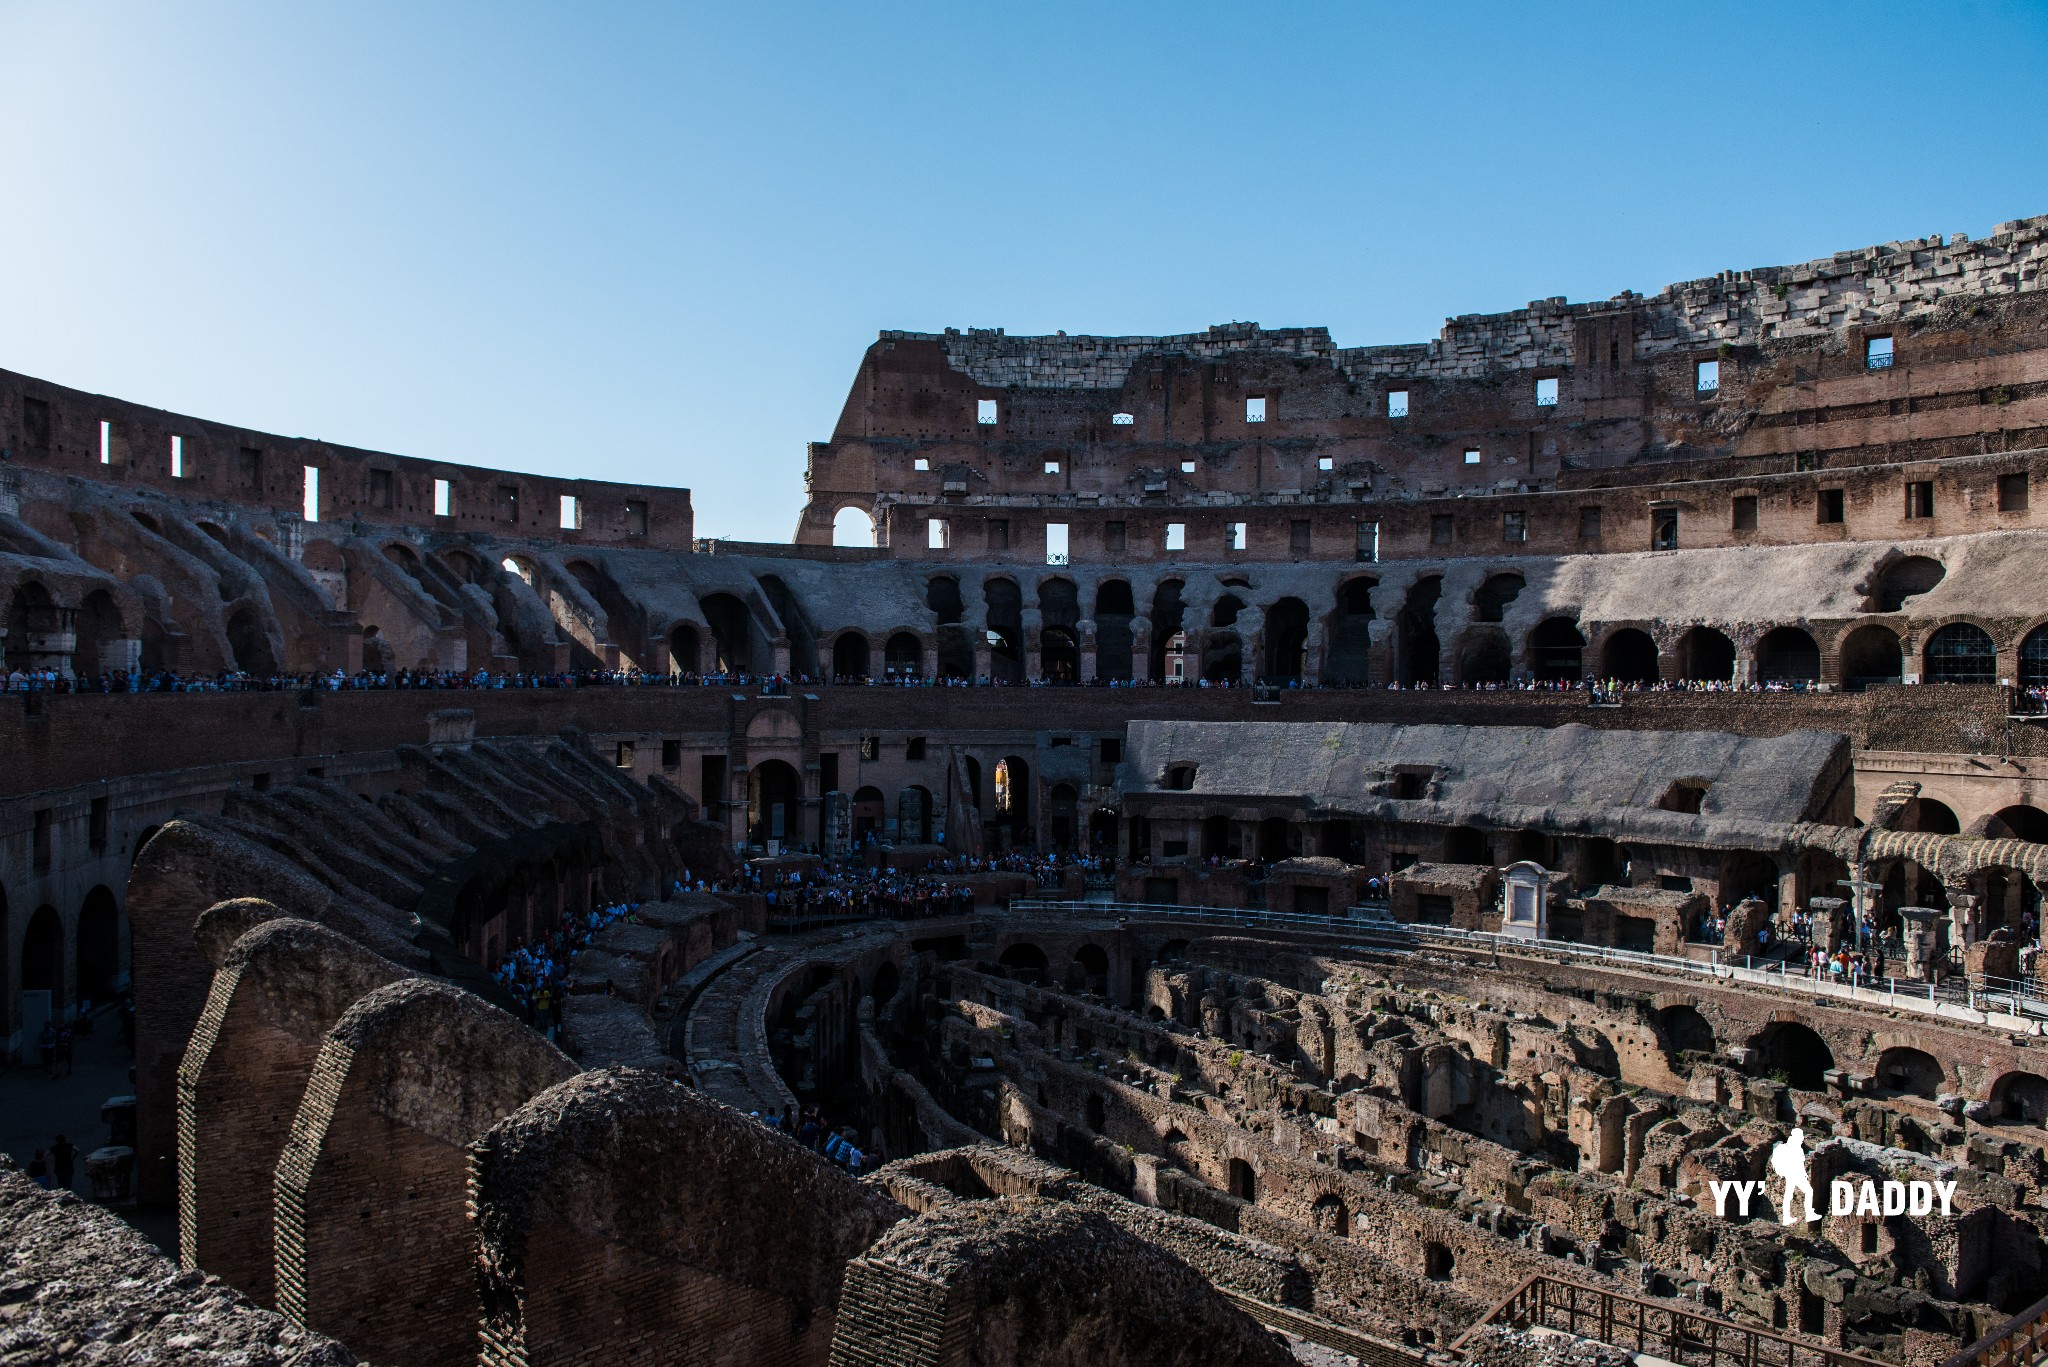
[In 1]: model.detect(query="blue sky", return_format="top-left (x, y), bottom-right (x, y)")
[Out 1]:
top-left (4, 2), bottom-right (2046, 542)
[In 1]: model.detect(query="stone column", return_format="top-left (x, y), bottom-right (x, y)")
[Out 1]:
top-left (1130, 616), bottom-right (1153, 683)
top-left (1022, 608), bottom-right (1043, 680)
top-left (1238, 607), bottom-right (1265, 686)
top-left (1078, 619), bottom-right (1097, 683)
top-left (1302, 618), bottom-right (1327, 685)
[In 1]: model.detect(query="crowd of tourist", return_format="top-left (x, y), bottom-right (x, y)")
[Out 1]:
top-left (488, 897), bottom-right (653, 1038)
top-left (0, 664), bottom-right (1862, 696)
top-left (686, 849), bottom-right (1100, 922)
top-left (749, 1106), bottom-right (870, 1175)
top-left (1689, 899), bottom-right (2043, 987)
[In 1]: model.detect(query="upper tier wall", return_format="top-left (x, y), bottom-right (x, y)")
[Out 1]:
top-left (0, 366), bottom-right (695, 549)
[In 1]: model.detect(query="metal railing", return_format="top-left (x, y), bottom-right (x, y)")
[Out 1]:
top-left (1007, 899), bottom-right (2048, 1026)
top-left (1943, 1288), bottom-right (2048, 1367)
top-left (1449, 1275), bottom-right (1888, 1367)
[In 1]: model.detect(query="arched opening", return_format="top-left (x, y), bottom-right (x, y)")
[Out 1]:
top-left (1397, 577), bottom-right (1441, 685)
top-left (1085, 1093), bottom-right (1107, 1133)
top-left (1992, 1071), bottom-right (2048, 1124)
top-left (1751, 1022), bottom-right (1835, 1091)
top-left (1094, 580), bottom-right (1135, 681)
top-left (1600, 629), bottom-right (1660, 684)
top-left (1867, 555), bottom-right (1946, 613)
top-left (1530, 617), bottom-right (1585, 682)
top-left (930, 577), bottom-right (972, 679)
top-left (757, 576), bottom-right (819, 679)
top-left (871, 961), bottom-right (902, 1009)
top-left (851, 785), bottom-right (886, 843)
top-left (1201, 814), bottom-right (1233, 859)
top-left (1655, 1005), bottom-right (1716, 1063)
top-left (1040, 627), bottom-right (1080, 683)
top-left (1755, 627), bottom-right (1821, 684)
top-left (1899, 797), bottom-right (1960, 835)
top-left (1455, 627), bottom-right (1512, 684)
top-left (1676, 627), bottom-right (1735, 683)
top-left (1147, 580), bottom-right (1187, 681)
top-left (1473, 572), bottom-right (1525, 624)
top-left (76, 886), bottom-right (123, 1005)
top-left (1074, 944), bottom-right (1109, 995)
top-left (668, 623), bottom-right (701, 675)
top-left (1160, 1128), bottom-right (1190, 1164)
top-left (1325, 577), bottom-right (1376, 685)
top-left (1256, 818), bottom-right (1295, 864)
top-left (1228, 1158), bottom-right (1258, 1203)
top-left (1423, 1243), bottom-right (1455, 1281)
top-left (72, 590), bottom-right (126, 679)
top-left (747, 760), bottom-right (803, 846)
top-left (985, 579), bottom-right (1024, 683)
top-left (2021, 626), bottom-right (2048, 689)
top-left (884, 632), bottom-right (923, 679)
top-left (1310, 1194), bottom-right (1349, 1236)
top-left (1925, 623), bottom-right (1997, 685)
top-left (1262, 598), bottom-right (1310, 683)
top-left (906, 784), bottom-right (936, 844)
top-left (1987, 805), bottom-right (2048, 843)
top-left (1049, 783), bottom-right (1078, 850)
top-left (989, 755), bottom-right (1030, 848)
top-left (224, 606), bottom-right (277, 675)
top-left (1874, 1047), bottom-right (1944, 1099)
top-left (998, 942), bottom-right (1048, 985)
top-left (831, 632), bottom-right (871, 681)
top-left (1839, 625), bottom-right (1903, 691)
top-left (832, 506), bottom-right (877, 547)
top-left (22, 904), bottom-right (63, 1004)
top-left (700, 594), bottom-right (755, 675)
top-left (1201, 631), bottom-right (1241, 683)
top-left (3, 581), bottom-right (60, 674)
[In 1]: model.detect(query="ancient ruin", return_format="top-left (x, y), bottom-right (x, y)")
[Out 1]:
top-left (8, 217), bottom-right (2048, 1366)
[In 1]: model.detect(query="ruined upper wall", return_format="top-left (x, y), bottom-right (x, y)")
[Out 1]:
top-left (0, 366), bottom-right (694, 550)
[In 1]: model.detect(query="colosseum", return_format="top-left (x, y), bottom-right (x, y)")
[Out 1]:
top-left (7, 217), bottom-right (2048, 1367)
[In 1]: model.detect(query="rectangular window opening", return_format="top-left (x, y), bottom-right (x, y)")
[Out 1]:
top-left (1731, 494), bottom-right (1758, 531)
top-left (976, 398), bottom-right (999, 425)
top-left (559, 494), bottom-right (581, 530)
top-left (1579, 506), bottom-right (1603, 539)
top-left (1652, 507), bottom-right (1679, 550)
top-left (1289, 519), bottom-right (1311, 554)
top-left (1165, 522), bottom-right (1186, 552)
top-left (302, 465), bottom-right (321, 522)
top-left (661, 739), bottom-right (681, 768)
top-left (1318, 456), bottom-right (1334, 471)
top-left (1999, 472), bottom-right (2029, 513)
top-left (99, 420), bottom-right (112, 465)
top-left (989, 519), bottom-right (1009, 551)
top-left (1387, 390), bottom-right (1409, 419)
top-left (1430, 514), bottom-right (1454, 546)
top-left (1535, 376), bottom-right (1559, 407)
top-left (928, 518), bottom-right (950, 550)
top-left (1867, 336), bottom-right (1895, 370)
top-left (1044, 460), bottom-right (1060, 475)
top-left (1181, 460), bottom-right (1196, 473)
top-left (1104, 521), bottom-right (1126, 554)
top-left (1111, 411), bottom-right (1135, 426)
top-left (1464, 449), bottom-right (1482, 466)
top-left (1045, 522), bottom-right (1069, 565)
top-left (1905, 480), bottom-right (1934, 520)
top-left (500, 485), bottom-right (521, 525)
top-left (1227, 522), bottom-right (1247, 551)
top-left (434, 478), bottom-right (453, 517)
top-left (1697, 360), bottom-right (1721, 393)
top-left (170, 434), bottom-right (186, 478)
top-left (1246, 396), bottom-right (1267, 423)
top-left (625, 499), bottom-right (649, 536)
top-left (1503, 511), bottom-right (1527, 543)
top-left (615, 741), bottom-right (635, 769)
top-left (368, 468), bottom-right (393, 508)
top-left (907, 737), bottom-right (927, 760)
top-left (1817, 488), bottom-right (1844, 524)
top-left (1356, 521), bottom-right (1379, 562)
top-left (914, 457), bottom-right (930, 471)
top-left (240, 447), bottom-right (263, 488)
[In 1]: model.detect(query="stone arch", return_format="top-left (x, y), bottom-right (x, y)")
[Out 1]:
top-left (1262, 597), bottom-right (1310, 682)
top-left (1864, 554), bottom-right (1946, 613)
top-left (1072, 943), bottom-right (1109, 995)
top-left (998, 942), bottom-right (1048, 984)
top-left (1899, 797), bottom-right (1961, 835)
top-left (1990, 1070), bottom-right (2048, 1123)
top-left (749, 759), bottom-right (804, 845)
top-left (831, 631), bottom-right (871, 681)
top-left (985, 578), bottom-right (1024, 683)
top-left (177, 915), bottom-right (407, 1304)
top-left (1655, 1004), bottom-right (1715, 1061)
top-left (3, 579), bottom-right (60, 673)
top-left (1529, 617), bottom-right (1584, 682)
top-left (1839, 624), bottom-right (1903, 691)
top-left (22, 903), bottom-right (63, 1006)
top-left (1423, 1242), bottom-right (1455, 1280)
top-left (75, 884), bottom-right (123, 1005)
top-left (271, 978), bottom-right (573, 1364)
top-left (1453, 627), bottom-right (1512, 683)
top-left (1472, 572), bottom-right (1525, 624)
top-left (1749, 1020), bottom-right (1835, 1091)
top-left (1873, 1046), bottom-right (1944, 1099)
top-left (1924, 621), bottom-right (1997, 684)
top-left (73, 588), bottom-right (129, 678)
top-left (1598, 628), bottom-right (1660, 684)
top-left (883, 631), bottom-right (923, 679)
top-left (1228, 1156), bottom-right (1258, 1202)
top-left (1324, 576), bottom-right (1376, 685)
top-left (1986, 805), bottom-right (2048, 843)
top-left (474, 1070), bottom-right (903, 1367)
top-left (1397, 577), bottom-right (1442, 686)
top-left (224, 605), bottom-right (278, 676)
top-left (1201, 630), bottom-right (1242, 683)
top-left (667, 621), bottom-right (701, 674)
top-left (1147, 579), bottom-right (1187, 681)
top-left (1675, 626), bottom-right (1735, 682)
top-left (699, 593), bottom-right (757, 675)
top-left (1755, 626), bottom-right (1821, 684)
top-left (1310, 1193), bottom-right (1349, 1236)
top-left (832, 505), bottom-right (877, 547)
top-left (1085, 1092), bottom-right (1108, 1133)
top-left (2021, 623), bottom-right (2048, 689)
top-left (1094, 579), bottom-right (1135, 681)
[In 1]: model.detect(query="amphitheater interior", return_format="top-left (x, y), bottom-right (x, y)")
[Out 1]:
top-left (11, 219), bottom-right (2048, 1366)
